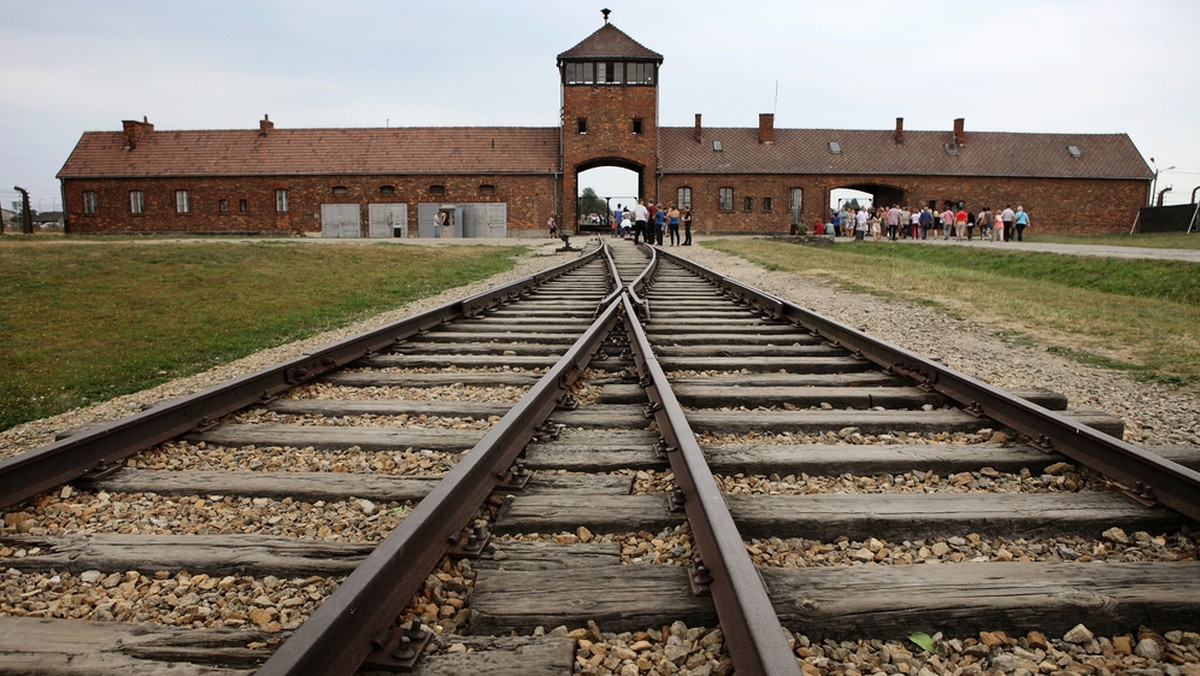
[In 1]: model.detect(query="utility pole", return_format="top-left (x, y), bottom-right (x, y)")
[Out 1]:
top-left (13, 186), bottom-right (34, 234)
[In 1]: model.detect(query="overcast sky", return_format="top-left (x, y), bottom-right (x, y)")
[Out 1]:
top-left (3, 0), bottom-right (1198, 215)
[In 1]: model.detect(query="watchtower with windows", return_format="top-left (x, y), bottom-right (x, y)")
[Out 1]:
top-left (556, 14), bottom-right (663, 223)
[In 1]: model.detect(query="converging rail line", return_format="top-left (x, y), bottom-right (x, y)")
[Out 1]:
top-left (1, 239), bottom-right (1198, 675)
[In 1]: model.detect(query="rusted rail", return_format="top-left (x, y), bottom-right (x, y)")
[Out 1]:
top-left (0, 248), bottom-right (603, 511)
top-left (620, 289), bottom-right (803, 675)
top-left (255, 280), bottom-right (627, 675)
top-left (662, 250), bottom-right (1200, 523)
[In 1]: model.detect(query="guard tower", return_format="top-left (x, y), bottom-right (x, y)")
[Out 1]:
top-left (557, 11), bottom-right (663, 226)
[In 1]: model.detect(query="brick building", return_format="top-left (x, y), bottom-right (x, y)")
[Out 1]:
top-left (58, 20), bottom-right (1152, 237)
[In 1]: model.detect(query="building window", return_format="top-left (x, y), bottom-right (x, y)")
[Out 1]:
top-left (718, 187), bottom-right (733, 211)
top-left (677, 187), bottom-right (692, 209)
top-left (789, 188), bottom-right (803, 221)
top-left (742, 196), bottom-right (754, 212)
top-left (175, 189), bottom-right (190, 214)
top-left (219, 199), bottom-right (228, 213)
top-left (632, 118), bottom-right (643, 135)
top-left (379, 185), bottom-right (396, 196)
top-left (762, 197), bottom-right (773, 212)
top-left (429, 185), bottom-right (445, 196)
top-left (479, 184), bottom-right (496, 196)
top-left (332, 186), bottom-right (348, 196)
top-left (239, 199), bottom-right (248, 213)
top-left (577, 118), bottom-right (588, 134)
top-left (82, 191), bottom-right (98, 215)
top-left (275, 189), bottom-right (288, 212)
top-left (130, 191), bottom-right (144, 214)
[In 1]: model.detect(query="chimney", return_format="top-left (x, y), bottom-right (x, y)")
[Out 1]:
top-left (259, 114), bottom-right (274, 136)
top-left (121, 116), bottom-right (153, 150)
top-left (953, 118), bottom-right (965, 146)
top-left (758, 113), bottom-right (775, 144)
top-left (693, 113), bottom-right (702, 142)
top-left (894, 117), bottom-right (904, 144)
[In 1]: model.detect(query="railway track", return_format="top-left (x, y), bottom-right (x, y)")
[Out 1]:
top-left (1, 239), bottom-right (1198, 675)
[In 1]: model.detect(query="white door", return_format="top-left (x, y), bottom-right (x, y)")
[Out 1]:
top-left (369, 203), bottom-right (407, 238)
top-left (321, 204), bottom-right (361, 238)
top-left (485, 203), bottom-right (508, 238)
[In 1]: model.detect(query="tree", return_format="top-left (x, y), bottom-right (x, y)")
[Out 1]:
top-left (577, 187), bottom-right (607, 225)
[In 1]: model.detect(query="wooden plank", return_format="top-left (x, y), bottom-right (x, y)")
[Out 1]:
top-left (323, 371), bottom-right (543, 388)
top-left (89, 469), bottom-right (630, 502)
top-left (663, 373), bottom-right (906, 387)
top-left (2, 533), bottom-right (369, 577)
top-left (470, 565), bottom-right (715, 635)
top-left (521, 446), bottom-right (665, 472)
top-left (667, 384), bottom-right (944, 409)
top-left (725, 492), bottom-right (1184, 540)
top-left (416, 636), bottom-right (576, 676)
top-left (189, 425), bottom-right (483, 452)
top-left (392, 342), bottom-right (573, 356)
top-left (685, 408), bottom-right (986, 435)
top-left (361, 354), bottom-right (558, 369)
top-left (495, 494), bottom-right (679, 536)
top-left (479, 541), bottom-right (623, 570)
top-left (0, 615), bottom-right (264, 675)
top-left (652, 344), bottom-right (836, 358)
top-left (763, 561), bottom-right (1200, 640)
top-left (702, 443), bottom-right (1070, 476)
top-left (494, 491), bottom-right (1182, 541)
top-left (266, 399), bottom-right (644, 430)
top-left (655, 356), bottom-right (875, 373)
top-left (470, 548), bottom-right (1200, 642)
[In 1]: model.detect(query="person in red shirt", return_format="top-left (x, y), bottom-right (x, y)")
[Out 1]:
top-left (954, 208), bottom-right (968, 241)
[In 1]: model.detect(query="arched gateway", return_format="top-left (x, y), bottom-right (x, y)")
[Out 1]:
top-left (58, 12), bottom-right (1151, 237)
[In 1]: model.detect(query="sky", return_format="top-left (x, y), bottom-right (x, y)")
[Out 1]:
top-left (3, 0), bottom-right (1199, 215)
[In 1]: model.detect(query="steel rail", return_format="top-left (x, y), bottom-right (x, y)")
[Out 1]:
top-left (620, 292), bottom-right (803, 676)
top-left (256, 294), bottom-right (626, 676)
top-left (0, 247), bottom-right (603, 511)
top-left (596, 241), bottom-right (626, 310)
top-left (662, 250), bottom-right (1200, 523)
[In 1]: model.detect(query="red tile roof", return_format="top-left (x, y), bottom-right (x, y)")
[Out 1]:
top-left (557, 23), bottom-right (662, 62)
top-left (58, 121), bottom-right (1150, 182)
top-left (659, 126), bottom-right (1152, 180)
top-left (58, 126), bottom-right (561, 179)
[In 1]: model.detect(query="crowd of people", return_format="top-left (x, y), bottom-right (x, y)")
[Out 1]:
top-left (818, 203), bottom-right (1031, 242)
top-left (608, 199), bottom-right (694, 246)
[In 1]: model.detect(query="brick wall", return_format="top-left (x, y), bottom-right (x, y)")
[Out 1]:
top-left (561, 84), bottom-right (657, 225)
top-left (64, 174), bottom-right (559, 236)
top-left (657, 173), bottom-right (1147, 235)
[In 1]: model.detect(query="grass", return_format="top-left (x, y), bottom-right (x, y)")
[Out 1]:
top-left (1028, 231), bottom-right (1200, 250)
top-left (0, 239), bottom-right (528, 431)
top-left (705, 238), bottom-right (1200, 387)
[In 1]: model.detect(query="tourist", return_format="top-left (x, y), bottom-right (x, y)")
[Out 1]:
top-left (1014, 206), bottom-right (1030, 241)
top-left (1001, 205), bottom-right (1015, 242)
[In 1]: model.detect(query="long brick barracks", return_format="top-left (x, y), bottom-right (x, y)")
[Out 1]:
top-left (57, 21), bottom-right (1153, 238)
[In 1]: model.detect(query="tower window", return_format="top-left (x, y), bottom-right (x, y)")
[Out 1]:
top-left (577, 118), bottom-right (588, 134)
top-left (632, 118), bottom-right (643, 135)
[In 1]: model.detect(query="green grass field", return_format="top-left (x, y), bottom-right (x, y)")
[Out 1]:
top-left (0, 239), bottom-right (527, 430)
top-left (706, 237), bottom-right (1200, 387)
